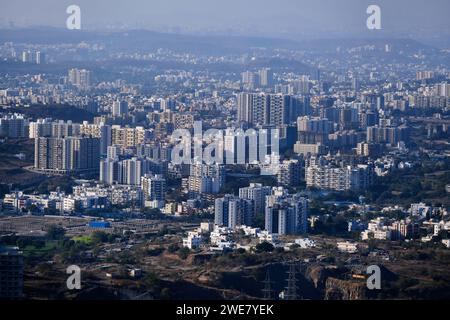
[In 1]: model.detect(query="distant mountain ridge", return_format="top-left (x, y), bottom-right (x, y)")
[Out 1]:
top-left (0, 27), bottom-right (435, 55)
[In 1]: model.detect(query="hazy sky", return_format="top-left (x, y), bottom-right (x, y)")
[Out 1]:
top-left (1, 0), bottom-right (449, 38)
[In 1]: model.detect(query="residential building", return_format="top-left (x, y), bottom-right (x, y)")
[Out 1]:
top-left (34, 136), bottom-right (100, 174)
top-left (265, 192), bottom-right (308, 235)
top-left (141, 174), bottom-right (166, 208)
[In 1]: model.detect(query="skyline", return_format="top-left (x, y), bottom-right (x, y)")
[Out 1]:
top-left (1, 0), bottom-right (449, 41)
top-left (0, 0), bottom-right (450, 307)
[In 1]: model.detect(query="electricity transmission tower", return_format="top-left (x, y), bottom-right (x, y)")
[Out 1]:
top-left (262, 269), bottom-right (274, 299)
top-left (284, 263), bottom-right (298, 300)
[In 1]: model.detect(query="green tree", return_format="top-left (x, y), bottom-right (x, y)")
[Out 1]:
top-left (160, 287), bottom-right (171, 299)
top-left (178, 247), bottom-right (190, 260)
top-left (167, 244), bottom-right (179, 253)
top-left (45, 225), bottom-right (65, 240)
top-left (255, 241), bottom-right (274, 253)
top-left (91, 231), bottom-right (109, 244)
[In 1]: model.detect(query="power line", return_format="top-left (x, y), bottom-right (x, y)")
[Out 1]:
top-left (284, 262), bottom-right (298, 300)
top-left (262, 268), bottom-right (274, 300)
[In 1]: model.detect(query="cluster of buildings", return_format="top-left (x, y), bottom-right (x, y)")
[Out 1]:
top-left (360, 218), bottom-right (420, 241)
top-left (215, 184), bottom-right (309, 236)
top-left (237, 92), bottom-right (310, 127)
top-left (100, 156), bottom-right (167, 186)
top-left (0, 113), bottom-right (29, 138)
top-left (183, 163), bottom-right (225, 197)
top-left (182, 221), bottom-right (316, 253)
top-left (0, 38), bottom-right (448, 256)
top-left (29, 118), bottom-right (149, 153)
top-left (179, 183), bottom-right (310, 254)
top-left (34, 136), bottom-right (100, 174)
top-left (2, 190), bottom-right (109, 214)
top-left (241, 68), bottom-right (274, 89)
top-left (1, 31), bottom-right (450, 303)
top-left (1, 170), bottom-right (167, 213)
top-left (305, 156), bottom-right (374, 191)
top-left (68, 68), bottom-right (91, 90)
top-left (337, 201), bottom-right (450, 253)
top-left (353, 203), bottom-right (450, 244)
top-left (264, 188), bottom-right (308, 235)
top-left (21, 50), bottom-right (45, 64)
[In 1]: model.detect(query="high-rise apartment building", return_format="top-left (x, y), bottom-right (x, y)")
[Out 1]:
top-left (435, 82), bottom-right (450, 97)
top-left (111, 125), bottom-right (147, 148)
top-left (29, 118), bottom-right (53, 138)
top-left (306, 163), bottom-right (374, 191)
top-left (258, 68), bottom-right (273, 87)
top-left (239, 183), bottom-right (272, 215)
top-left (237, 92), bottom-right (268, 125)
top-left (68, 68), bottom-right (91, 90)
top-left (241, 71), bottom-right (258, 88)
top-left (265, 192), bottom-right (308, 235)
top-left (112, 100), bottom-right (129, 117)
top-left (100, 157), bottom-right (167, 186)
top-left (141, 174), bottom-right (166, 208)
top-left (237, 93), bottom-right (303, 127)
top-left (28, 119), bottom-right (81, 139)
top-left (80, 122), bottom-right (111, 155)
top-left (297, 116), bottom-right (331, 144)
top-left (366, 125), bottom-right (406, 146)
top-left (35, 51), bottom-right (45, 64)
top-left (188, 163), bottom-right (225, 195)
top-left (277, 159), bottom-right (301, 187)
top-left (0, 114), bottom-right (29, 138)
top-left (99, 158), bottom-right (119, 185)
top-left (215, 195), bottom-right (254, 228)
top-left (34, 136), bottom-right (100, 173)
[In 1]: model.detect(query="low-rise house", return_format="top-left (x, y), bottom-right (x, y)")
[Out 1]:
top-left (294, 238), bottom-right (316, 248)
top-left (337, 241), bottom-right (359, 253)
top-left (182, 231), bottom-right (203, 249)
top-left (257, 230), bottom-right (279, 245)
